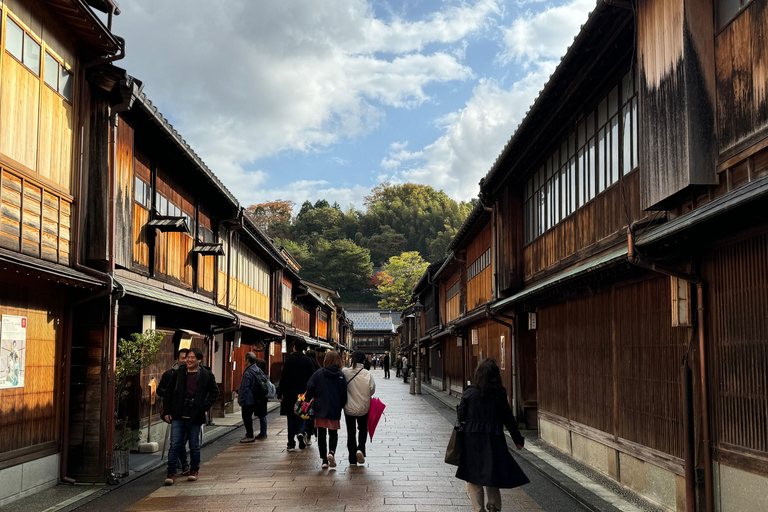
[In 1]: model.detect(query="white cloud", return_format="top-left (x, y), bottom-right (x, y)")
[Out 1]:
top-left (245, 181), bottom-right (371, 213)
top-left (499, 0), bottom-right (595, 64)
top-left (114, 0), bottom-right (499, 207)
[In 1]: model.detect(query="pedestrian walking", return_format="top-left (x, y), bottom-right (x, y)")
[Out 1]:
top-left (238, 352), bottom-right (269, 442)
top-left (305, 351), bottom-right (347, 469)
top-left (395, 355), bottom-right (402, 378)
top-left (305, 349), bottom-right (322, 447)
top-left (455, 359), bottom-right (529, 512)
top-left (277, 339), bottom-right (316, 451)
top-left (342, 350), bottom-right (375, 465)
top-left (162, 347), bottom-right (219, 485)
top-left (402, 354), bottom-right (409, 383)
top-left (156, 348), bottom-right (190, 474)
top-left (383, 352), bottom-right (390, 379)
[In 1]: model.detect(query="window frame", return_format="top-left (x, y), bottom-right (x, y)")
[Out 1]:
top-left (5, 15), bottom-right (42, 77)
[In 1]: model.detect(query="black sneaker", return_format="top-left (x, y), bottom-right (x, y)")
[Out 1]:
top-left (287, 443), bottom-right (296, 452)
top-left (181, 464), bottom-right (190, 475)
top-left (255, 433), bottom-right (267, 440)
top-left (298, 433), bottom-right (306, 450)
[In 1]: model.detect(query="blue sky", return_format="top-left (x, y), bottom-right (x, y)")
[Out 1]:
top-left (110, 0), bottom-right (597, 212)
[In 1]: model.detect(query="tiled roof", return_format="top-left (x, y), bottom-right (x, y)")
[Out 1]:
top-left (346, 310), bottom-right (396, 333)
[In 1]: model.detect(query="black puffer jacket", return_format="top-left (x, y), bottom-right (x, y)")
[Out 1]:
top-left (305, 365), bottom-right (347, 421)
top-left (163, 365), bottom-right (219, 426)
top-left (277, 352), bottom-right (317, 416)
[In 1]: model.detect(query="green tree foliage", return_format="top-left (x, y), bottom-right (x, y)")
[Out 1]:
top-left (375, 251), bottom-right (429, 310)
top-left (245, 199), bottom-right (294, 238)
top-left (360, 183), bottom-right (473, 264)
top-left (298, 238), bottom-right (373, 291)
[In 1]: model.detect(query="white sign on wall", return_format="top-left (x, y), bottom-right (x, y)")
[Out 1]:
top-left (0, 315), bottom-right (27, 389)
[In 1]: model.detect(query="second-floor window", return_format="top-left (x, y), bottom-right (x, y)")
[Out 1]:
top-left (468, 248), bottom-right (491, 281)
top-left (524, 68), bottom-right (638, 244)
top-left (134, 177), bottom-right (152, 209)
top-left (155, 191), bottom-right (194, 235)
top-left (281, 283), bottom-right (292, 311)
top-left (6, 17), bottom-right (40, 77)
top-left (43, 52), bottom-right (72, 102)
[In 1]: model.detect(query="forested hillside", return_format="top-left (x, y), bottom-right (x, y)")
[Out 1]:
top-left (246, 183), bottom-right (474, 307)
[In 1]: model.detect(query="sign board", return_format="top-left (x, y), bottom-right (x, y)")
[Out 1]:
top-left (0, 315), bottom-right (27, 389)
top-left (149, 378), bottom-right (157, 405)
top-left (500, 335), bottom-right (506, 370)
top-left (178, 338), bottom-right (192, 350)
top-left (528, 312), bottom-right (538, 330)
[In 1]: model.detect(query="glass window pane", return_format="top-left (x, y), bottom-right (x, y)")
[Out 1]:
top-left (578, 121), bottom-right (586, 148)
top-left (717, 0), bottom-right (742, 29)
top-left (60, 68), bottom-right (73, 101)
top-left (570, 158), bottom-right (576, 214)
top-left (145, 184), bottom-right (152, 207)
top-left (24, 34), bottom-right (40, 75)
top-left (597, 128), bottom-right (606, 192)
top-left (598, 98), bottom-right (607, 127)
top-left (44, 52), bottom-right (58, 89)
top-left (6, 19), bottom-right (24, 61)
top-left (587, 112), bottom-right (595, 138)
top-left (588, 138), bottom-right (596, 200)
top-left (608, 86), bottom-right (619, 116)
top-left (569, 133), bottom-right (576, 156)
top-left (134, 177), bottom-right (143, 204)
top-left (155, 192), bottom-right (160, 212)
top-left (611, 116), bottom-right (620, 183)
top-left (560, 141), bottom-right (568, 166)
top-left (632, 98), bottom-right (638, 169)
top-left (622, 105), bottom-right (632, 176)
top-left (622, 71), bottom-right (633, 104)
top-left (578, 149), bottom-right (585, 207)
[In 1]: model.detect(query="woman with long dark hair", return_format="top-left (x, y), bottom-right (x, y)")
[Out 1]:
top-left (456, 358), bottom-right (529, 512)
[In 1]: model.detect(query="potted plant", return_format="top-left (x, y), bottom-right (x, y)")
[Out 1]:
top-left (113, 330), bottom-right (163, 477)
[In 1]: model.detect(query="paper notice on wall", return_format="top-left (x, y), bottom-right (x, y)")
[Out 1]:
top-left (178, 338), bottom-right (192, 350)
top-left (0, 315), bottom-right (27, 389)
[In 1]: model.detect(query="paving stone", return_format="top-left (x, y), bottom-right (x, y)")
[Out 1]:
top-left (124, 374), bottom-right (543, 511)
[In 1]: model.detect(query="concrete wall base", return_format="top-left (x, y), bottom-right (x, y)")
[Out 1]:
top-left (714, 462), bottom-right (768, 512)
top-left (0, 453), bottom-right (60, 507)
top-left (539, 418), bottom-right (686, 512)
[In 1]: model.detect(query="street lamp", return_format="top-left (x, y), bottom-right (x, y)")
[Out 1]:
top-left (414, 298), bottom-right (423, 394)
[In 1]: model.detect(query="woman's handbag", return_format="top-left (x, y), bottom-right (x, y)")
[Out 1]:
top-left (293, 392), bottom-right (314, 419)
top-left (445, 407), bottom-right (463, 466)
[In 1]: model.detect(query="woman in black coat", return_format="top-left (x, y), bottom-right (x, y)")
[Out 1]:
top-left (456, 359), bottom-right (529, 512)
top-left (305, 351), bottom-right (347, 469)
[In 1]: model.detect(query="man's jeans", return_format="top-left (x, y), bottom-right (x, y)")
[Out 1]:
top-left (168, 419), bottom-right (201, 474)
top-left (286, 414), bottom-right (305, 447)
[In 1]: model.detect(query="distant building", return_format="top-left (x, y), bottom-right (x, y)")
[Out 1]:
top-left (346, 309), bottom-right (398, 355)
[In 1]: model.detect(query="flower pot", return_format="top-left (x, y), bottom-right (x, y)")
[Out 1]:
top-left (113, 449), bottom-right (130, 477)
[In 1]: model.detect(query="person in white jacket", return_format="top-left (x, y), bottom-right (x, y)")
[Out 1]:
top-left (342, 350), bottom-right (376, 465)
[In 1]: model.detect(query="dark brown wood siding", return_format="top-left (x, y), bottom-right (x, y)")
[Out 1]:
top-left (537, 275), bottom-right (687, 459)
top-left (115, 118), bottom-right (133, 269)
top-left (497, 187), bottom-right (524, 292)
top-left (524, 170), bottom-right (643, 280)
top-left (705, 229), bottom-right (768, 476)
top-left (715, 0), bottom-right (768, 158)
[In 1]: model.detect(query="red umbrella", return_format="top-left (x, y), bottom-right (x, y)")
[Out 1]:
top-left (367, 397), bottom-right (386, 440)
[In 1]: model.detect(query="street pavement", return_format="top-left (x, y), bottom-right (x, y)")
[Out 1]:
top-left (123, 372), bottom-right (544, 512)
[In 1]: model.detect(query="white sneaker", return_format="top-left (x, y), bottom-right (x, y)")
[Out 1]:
top-left (356, 450), bottom-right (365, 464)
top-left (306, 435), bottom-right (313, 447)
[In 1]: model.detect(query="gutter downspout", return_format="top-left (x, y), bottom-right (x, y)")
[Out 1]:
top-left (628, 230), bottom-right (710, 512)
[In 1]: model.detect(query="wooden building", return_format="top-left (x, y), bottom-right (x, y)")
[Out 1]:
top-left (346, 309), bottom-right (397, 355)
top-left (417, 1), bottom-right (768, 510)
top-left (0, 0), bottom-right (121, 503)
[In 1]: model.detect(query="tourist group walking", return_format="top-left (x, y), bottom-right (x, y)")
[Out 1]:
top-left (160, 339), bottom-right (527, 512)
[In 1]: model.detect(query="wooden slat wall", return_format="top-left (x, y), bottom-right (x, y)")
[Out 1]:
top-left (317, 319), bottom-right (328, 340)
top-left (443, 336), bottom-right (464, 395)
top-left (537, 275), bottom-right (687, 459)
top-left (472, 319), bottom-right (513, 401)
top-left (115, 119), bottom-right (133, 269)
top-left (497, 187), bottom-right (524, 292)
top-left (154, 167), bottom-right (194, 288)
top-left (0, 282), bottom-right (63, 456)
top-left (293, 305), bottom-right (310, 333)
top-left (132, 206), bottom-right (150, 268)
top-left (715, 0), bottom-right (768, 155)
top-left (524, 171), bottom-right (642, 279)
top-left (442, 271), bottom-right (461, 323)
top-left (705, 230), bottom-right (768, 474)
top-left (538, 290), bottom-right (613, 433)
top-left (615, 278), bottom-right (686, 459)
top-left (0, 168), bottom-right (71, 263)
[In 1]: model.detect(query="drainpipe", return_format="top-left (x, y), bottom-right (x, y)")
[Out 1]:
top-left (627, 230), bottom-right (711, 512)
top-left (83, 36), bottom-right (126, 70)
